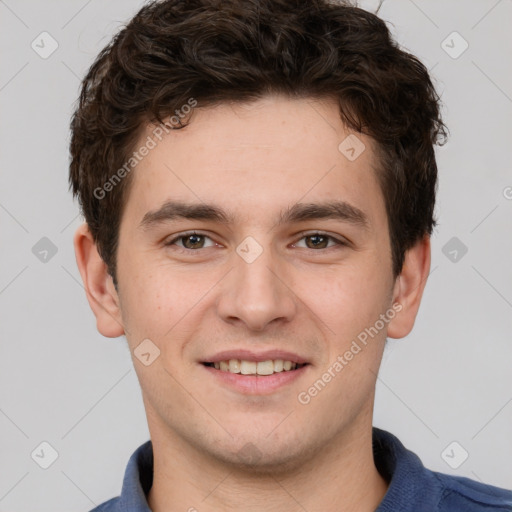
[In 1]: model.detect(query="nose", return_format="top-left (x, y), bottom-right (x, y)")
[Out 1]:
top-left (216, 240), bottom-right (297, 332)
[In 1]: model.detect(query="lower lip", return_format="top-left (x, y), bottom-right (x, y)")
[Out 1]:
top-left (202, 364), bottom-right (309, 395)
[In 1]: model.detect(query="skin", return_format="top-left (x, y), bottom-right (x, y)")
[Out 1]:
top-left (74, 94), bottom-right (430, 512)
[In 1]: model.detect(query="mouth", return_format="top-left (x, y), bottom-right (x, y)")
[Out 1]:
top-left (200, 350), bottom-right (311, 394)
top-left (202, 359), bottom-right (309, 376)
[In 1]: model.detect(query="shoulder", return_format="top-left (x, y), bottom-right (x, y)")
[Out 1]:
top-left (433, 471), bottom-right (512, 511)
top-left (372, 428), bottom-right (512, 512)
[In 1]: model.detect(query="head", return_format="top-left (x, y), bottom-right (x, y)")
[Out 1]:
top-left (70, 0), bottom-right (447, 471)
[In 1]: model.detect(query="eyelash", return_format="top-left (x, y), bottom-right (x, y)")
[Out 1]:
top-left (164, 230), bottom-right (347, 253)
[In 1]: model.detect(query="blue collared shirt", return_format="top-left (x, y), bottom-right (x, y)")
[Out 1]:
top-left (90, 427), bottom-right (512, 511)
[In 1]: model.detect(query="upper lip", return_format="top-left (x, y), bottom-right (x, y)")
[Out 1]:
top-left (201, 349), bottom-right (309, 365)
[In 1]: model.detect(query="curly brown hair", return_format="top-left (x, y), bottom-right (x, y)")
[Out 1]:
top-left (69, 0), bottom-right (448, 284)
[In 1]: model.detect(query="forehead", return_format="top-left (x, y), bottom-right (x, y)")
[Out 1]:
top-left (123, 95), bottom-right (385, 228)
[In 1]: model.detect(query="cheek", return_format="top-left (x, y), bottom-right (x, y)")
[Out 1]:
top-left (119, 256), bottom-right (211, 344)
top-left (117, 253), bottom-right (164, 338)
top-left (303, 258), bottom-right (392, 345)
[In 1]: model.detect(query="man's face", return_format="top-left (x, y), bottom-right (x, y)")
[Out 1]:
top-left (115, 95), bottom-right (397, 469)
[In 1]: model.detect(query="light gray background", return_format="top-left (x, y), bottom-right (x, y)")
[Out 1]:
top-left (1, 0), bottom-right (511, 510)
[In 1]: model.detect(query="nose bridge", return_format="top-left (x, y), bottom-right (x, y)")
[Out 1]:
top-left (216, 235), bottom-right (296, 331)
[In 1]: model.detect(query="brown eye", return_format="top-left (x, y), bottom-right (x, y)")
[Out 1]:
top-left (165, 232), bottom-right (215, 250)
top-left (304, 234), bottom-right (330, 249)
top-left (295, 232), bottom-right (345, 250)
top-left (180, 234), bottom-right (205, 249)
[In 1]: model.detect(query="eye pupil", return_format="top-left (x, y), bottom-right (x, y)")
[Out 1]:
top-left (306, 234), bottom-right (328, 249)
top-left (183, 234), bottom-right (203, 249)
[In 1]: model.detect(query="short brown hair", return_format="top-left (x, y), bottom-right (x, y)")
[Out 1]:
top-left (69, 0), bottom-right (448, 284)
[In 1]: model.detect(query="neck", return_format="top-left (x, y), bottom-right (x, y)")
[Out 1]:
top-left (146, 407), bottom-right (388, 512)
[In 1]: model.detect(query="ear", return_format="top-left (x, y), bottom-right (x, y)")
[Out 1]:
top-left (73, 223), bottom-right (125, 338)
top-left (387, 235), bottom-right (431, 339)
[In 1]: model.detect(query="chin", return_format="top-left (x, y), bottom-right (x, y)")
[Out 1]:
top-left (208, 435), bottom-right (317, 476)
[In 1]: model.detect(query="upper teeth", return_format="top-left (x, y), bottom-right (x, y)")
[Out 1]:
top-left (213, 359), bottom-right (299, 375)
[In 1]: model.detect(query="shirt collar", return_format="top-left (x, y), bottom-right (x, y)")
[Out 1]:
top-left (373, 427), bottom-right (442, 511)
top-left (118, 438), bottom-right (153, 512)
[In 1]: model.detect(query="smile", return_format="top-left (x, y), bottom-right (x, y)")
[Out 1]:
top-left (203, 359), bottom-right (308, 375)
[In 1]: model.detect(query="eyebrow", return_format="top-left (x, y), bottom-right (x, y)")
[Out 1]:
top-left (139, 199), bottom-right (369, 231)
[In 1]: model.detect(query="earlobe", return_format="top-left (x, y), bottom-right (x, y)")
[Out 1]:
top-left (387, 235), bottom-right (431, 339)
top-left (73, 223), bottom-right (125, 338)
